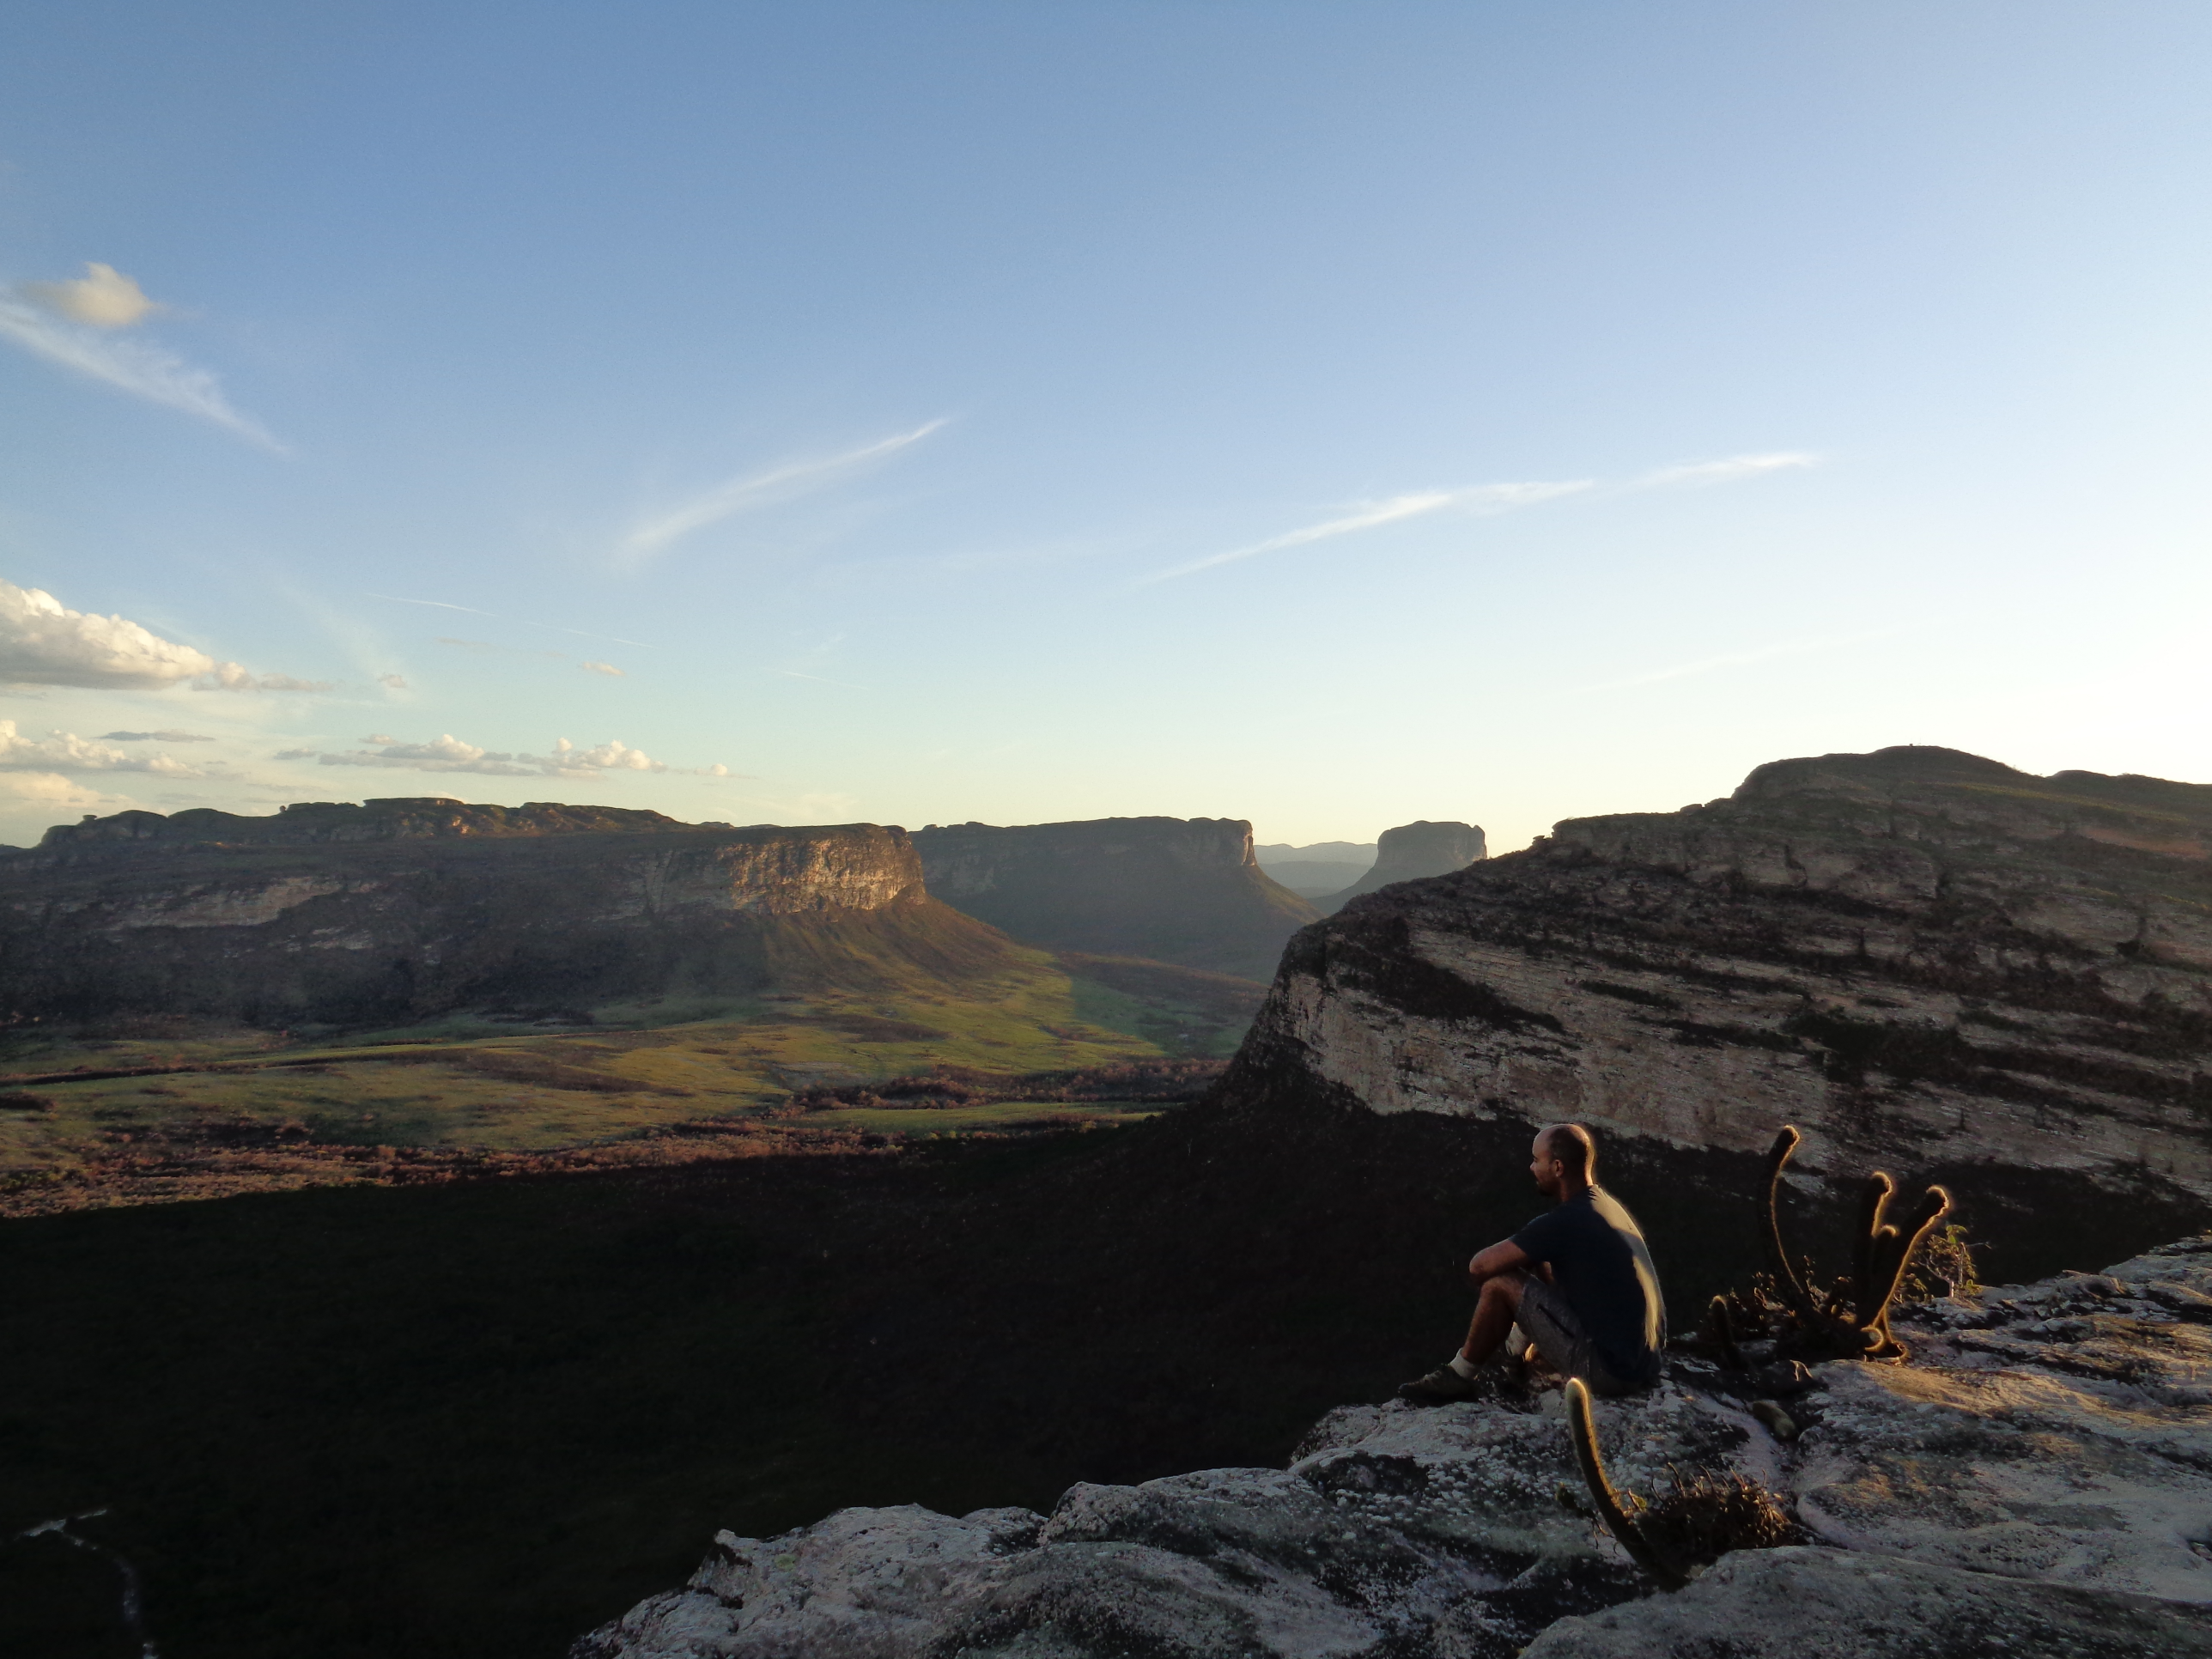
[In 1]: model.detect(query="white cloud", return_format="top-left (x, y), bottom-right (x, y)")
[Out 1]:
top-left (305, 732), bottom-right (728, 779)
top-left (22, 263), bottom-right (160, 327)
top-left (0, 770), bottom-right (113, 801)
top-left (0, 282), bottom-right (280, 448)
top-left (0, 577), bottom-right (219, 688)
top-left (580, 660), bottom-right (623, 677)
top-left (1633, 452), bottom-right (1819, 489)
top-left (194, 665), bottom-right (334, 694)
top-left (552, 737), bottom-right (663, 774)
top-left (0, 769), bottom-right (133, 809)
top-left (318, 732), bottom-right (539, 777)
top-left (1144, 479), bottom-right (1594, 584)
top-left (100, 728), bottom-right (213, 742)
top-left (378, 673), bottom-right (408, 690)
top-left (0, 578), bottom-right (324, 692)
top-left (0, 720), bottom-right (200, 776)
top-left (618, 419), bottom-right (948, 564)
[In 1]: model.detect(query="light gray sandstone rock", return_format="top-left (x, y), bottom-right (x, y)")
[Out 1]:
top-left (1226, 748), bottom-right (2212, 1209)
top-left (571, 1234), bottom-right (2212, 1659)
top-left (1522, 1546), bottom-right (2212, 1658)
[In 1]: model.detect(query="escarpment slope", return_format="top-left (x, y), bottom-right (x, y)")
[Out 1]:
top-left (1226, 745), bottom-right (2212, 1217)
top-left (913, 816), bottom-right (1318, 980)
top-left (0, 798), bottom-right (1015, 1026)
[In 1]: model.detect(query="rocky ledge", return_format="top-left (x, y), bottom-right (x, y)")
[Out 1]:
top-left (574, 1233), bottom-right (2212, 1658)
top-left (1231, 747), bottom-right (2212, 1216)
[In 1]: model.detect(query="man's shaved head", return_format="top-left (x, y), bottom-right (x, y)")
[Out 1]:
top-left (1536, 1122), bottom-right (1596, 1181)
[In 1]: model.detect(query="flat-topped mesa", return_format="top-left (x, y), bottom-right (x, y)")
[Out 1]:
top-left (0, 802), bottom-right (995, 1026)
top-left (1224, 745), bottom-right (2212, 1217)
top-left (35, 797), bottom-right (695, 849)
top-left (1313, 819), bottom-right (1486, 913)
top-left (912, 816), bottom-right (1317, 981)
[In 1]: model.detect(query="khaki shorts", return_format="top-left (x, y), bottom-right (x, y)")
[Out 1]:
top-left (1513, 1273), bottom-right (1647, 1397)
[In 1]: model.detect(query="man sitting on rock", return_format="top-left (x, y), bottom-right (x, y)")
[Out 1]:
top-left (1399, 1122), bottom-right (1666, 1402)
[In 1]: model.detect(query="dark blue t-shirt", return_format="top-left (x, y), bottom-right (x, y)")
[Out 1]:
top-left (1511, 1186), bottom-right (1667, 1385)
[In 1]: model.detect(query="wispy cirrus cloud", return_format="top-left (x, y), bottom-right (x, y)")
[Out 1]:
top-left (1141, 480), bottom-right (1595, 585)
top-left (1632, 452), bottom-right (1818, 489)
top-left (368, 593), bottom-right (650, 648)
top-left (617, 419), bottom-right (948, 565)
top-left (0, 264), bottom-right (280, 449)
top-left (778, 669), bottom-right (868, 690)
top-left (1142, 450), bottom-right (1820, 584)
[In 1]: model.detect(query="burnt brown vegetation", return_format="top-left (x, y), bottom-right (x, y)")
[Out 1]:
top-left (787, 1057), bottom-right (1226, 1110)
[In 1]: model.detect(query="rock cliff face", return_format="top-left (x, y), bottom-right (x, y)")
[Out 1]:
top-left (1314, 819), bottom-right (1487, 913)
top-left (574, 1234), bottom-right (2212, 1657)
top-left (1232, 748), bottom-right (2212, 1214)
top-left (912, 817), bottom-right (1317, 981)
top-left (0, 799), bottom-right (1012, 1026)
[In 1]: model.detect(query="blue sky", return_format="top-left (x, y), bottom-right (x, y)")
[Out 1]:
top-left (2, 3), bottom-right (2208, 851)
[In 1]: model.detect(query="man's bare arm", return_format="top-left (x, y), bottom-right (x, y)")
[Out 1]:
top-left (1467, 1239), bottom-right (1532, 1283)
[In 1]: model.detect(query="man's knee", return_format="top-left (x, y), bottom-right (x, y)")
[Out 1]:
top-left (1480, 1270), bottom-right (1531, 1308)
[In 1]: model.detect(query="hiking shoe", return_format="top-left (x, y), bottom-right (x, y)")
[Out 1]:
top-left (1396, 1364), bottom-right (1488, 1404)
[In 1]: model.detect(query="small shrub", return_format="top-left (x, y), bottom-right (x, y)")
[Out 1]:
top-left (1634, 1468), bottom-right (1801, 1569)
top-left (1898, 1224), bottom-right (1980, 1303)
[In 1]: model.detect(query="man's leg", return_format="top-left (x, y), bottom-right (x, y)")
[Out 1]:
top-left (1459, 1270), bottom-right (1528, 1365)
top-left (1399, 1273), bottom-right (1532, 1403)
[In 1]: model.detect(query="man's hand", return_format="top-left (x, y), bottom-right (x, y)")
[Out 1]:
top-left (1467, 1239), bottom-right (1532, 1285)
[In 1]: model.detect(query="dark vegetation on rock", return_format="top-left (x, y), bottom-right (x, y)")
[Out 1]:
top-left (912, 816), bottom-right (1318, 980)
top-left (785, 1057), bottom-right (1226, 1111)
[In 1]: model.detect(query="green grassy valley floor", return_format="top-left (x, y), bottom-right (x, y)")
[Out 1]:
top-left (4, 1088), bottom-right (2202, 1659)
top-left (0, 949), bottom-right (1265, 1215)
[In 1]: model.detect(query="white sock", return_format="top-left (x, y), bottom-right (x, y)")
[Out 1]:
top-left (1448, 1352), bottom-right (1480, 1380)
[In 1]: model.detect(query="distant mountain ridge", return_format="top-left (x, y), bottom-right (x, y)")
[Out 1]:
top-left (32, 796), bottom-right (705, 850)
top-left (0, 800), bottom-right (1009, 1027)
top-left (913, 817), bottom-right (1317, 981)
top-left (1310, 819), bottom-right (1486, 912)
top-left (1254, 839), bottom-right (1376, 898)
